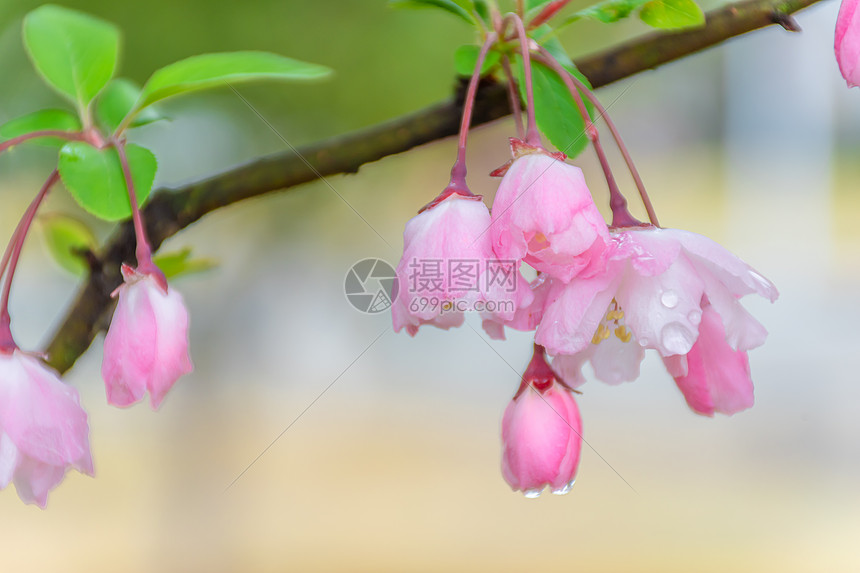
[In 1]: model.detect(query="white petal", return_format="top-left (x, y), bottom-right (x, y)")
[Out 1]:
top-left (590, 335), bottom-right (645, 385)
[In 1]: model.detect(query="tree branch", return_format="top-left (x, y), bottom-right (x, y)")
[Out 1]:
top-left (43, 0), bottom-right (822, 373)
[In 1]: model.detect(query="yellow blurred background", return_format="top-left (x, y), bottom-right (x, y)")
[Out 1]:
top-left (1, 1), bottom-right (859, 571)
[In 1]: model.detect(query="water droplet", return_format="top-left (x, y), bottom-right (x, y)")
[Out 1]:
top-left (523, 488), bottom-right (543, 499)
top-left (639, 337), bottom-right (649, 347)
top-left (661, 323), bottom-right (693, 355)
top-left (688, 309), bottom-right (702, 326)
top-left (660, 290), bottom-right (679, 309)
top-left (552, 479), bottom-right (576, 495)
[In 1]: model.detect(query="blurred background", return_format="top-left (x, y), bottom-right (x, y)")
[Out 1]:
top-left (1, 0), bottom-right (859, 571)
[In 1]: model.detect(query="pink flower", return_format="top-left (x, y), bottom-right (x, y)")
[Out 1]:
top-left (392, 194), bottom-right (533, 335)
top-left (836, 0), bottom-right (860, 87)
top-left (662, 304), bottom-right (754, 416)
top-left (102, 264), bottom-right (193, 409)
top-left (535, 226), bottom-right (778, 360)
top-left (490, 141), bottom-right (609, 282)
top-left (501, 344), bottom-right (582, 497)
top-left (482, 273), bottom-right (554, 340)
top-left (0, 350), bottom-right (93, 507)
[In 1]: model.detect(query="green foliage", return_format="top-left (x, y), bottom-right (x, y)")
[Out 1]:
top-left (13, 6), bottom-right (333, 223)
top-left (39, 214), bottom-right (97, 276)
top-left (575, 0), bottom-right (648, 23)
top-left (96, 79), bottom-right (165, 133)
top-left (153, 248), bottom-right (218, 280)
top-left (127, 52), bottom-right (331, 124)
top-left (514, 57), bottom-right (594, 158)
top-left (473, 0), bottom-right (491, 23)
top-left (531, 24), bottom-right (574, 68)
top-left (388, 0), bottom-right (477, 24)
top-left (22, 5), bottom-right (119, 111)
top-left (561, 0), bottom-right (704, 28)
top-left (0, 109), bottom-right (81, 147)
top-left (58, 143), bottom-right (157, 222)
top-left (638, 0), bottom-right (705, 29)
top-left (454, 45), bottom-right (502, 76)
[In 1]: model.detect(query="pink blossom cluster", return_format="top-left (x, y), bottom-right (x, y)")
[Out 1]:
top-left (393, 135), bottom-right (777, 496)
top-left (0, 168), bottom-right (192, 507)
top-left (0, 260), bottom-right (192, 507)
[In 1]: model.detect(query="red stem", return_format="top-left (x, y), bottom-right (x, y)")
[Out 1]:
top-left (0, 225), bottom-right (21, 287)
top-left (501, 55), bottom-right (525, 139)
top-left (556, 66), bottom-right (660, 227)
top-left (533, 50), bottom-right (641, 228)
top-left (446, 32), bottom-right (499, 193)
top-left (528, 0), bottom-right (573, 29)
top-left (0, 170), bottom-right (60, 352)
top-left (503, 14), bottom-right (541, 147)
top-left (114, 140), bottom-right (167, 289)
top-left (0, 130), bottom-right (85, 154)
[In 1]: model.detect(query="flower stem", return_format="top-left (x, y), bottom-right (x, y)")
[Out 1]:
top-left (515, 343), bottom-right (559, 397)
top-left (114, 140), bottom-right (167, 289)
top-left (0, 170), bottom-right (60, 352)
top-left (446, 32), bottom-right (499, 194)
top-left (501, 55), bottom-right (525, 139)
top-left (557, 68), bottom-right (660, 227)
top-left (528, 0), bottom-right (573, 29)
top-left (504, 14), bottom-right (541, 147)
top-left (0, 130), bottom-right (85, 154)
top-left (533, 50), bottom-right (641, 228)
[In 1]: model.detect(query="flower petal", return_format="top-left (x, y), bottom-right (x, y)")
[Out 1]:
top-left (615, 254), bottom-right (705, 357)
top-left (590, 334), bottom-right (646, 385)
top-left (535, 268), bottom-right (621, 356)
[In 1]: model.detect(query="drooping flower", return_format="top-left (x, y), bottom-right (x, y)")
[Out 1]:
top-left (490, 139), bottom-right (609, 283)
top-left (102, 264), bottom-right (193, 409)
top-left (392, 193), bottom-right (533, 335)
top-left (662, 303), bottom-right (755, 416)
top-left (535, 226), bottom-right (778, 363)
top-left (836, 0), bottom-right (860, 87)
top-left (0, 350), bottom-right (93, 507)
top-left (501, 344), bottom-right (582, 497)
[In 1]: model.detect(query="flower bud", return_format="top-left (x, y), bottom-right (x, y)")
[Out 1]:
top-left (102, 264), bottom-right (193, 409)
top-left (490, 141), bottom-right (609, 283)
top-left (501, 345), bottom-right (582, 497)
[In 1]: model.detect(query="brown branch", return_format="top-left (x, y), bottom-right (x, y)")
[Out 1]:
top-left (43, 0), bottom-right (822, 373)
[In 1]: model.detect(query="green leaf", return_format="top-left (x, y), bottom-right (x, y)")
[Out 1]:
top-left (96, 79), bottom-right (165, 133)
top-left (39, 214), bottom-right (97, 276)
top-left (58, 143), bottom-right (157, 222)
top-left (0, 109), bottom-right (81, 148)
top-left (153, 248), bottom-right (218, 280)
top-left (132, 51), bottom-right (331, 116)
top-left (514, 57), bottom-right (594, 158)
top-left (454, 45), bottom-right (501, 76)
top-left (575, 0), bottom-right (649, 23)
top-left (22, 5), bottom-right (120, 109)
top-left (531, 24), bottom-right (574, 68)
top-left (473, 0), bottom-right (490, 23)
top-left (388, 0), bottom-right (476, 24)
top-left (639, 0), bottom-right (704, 29)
